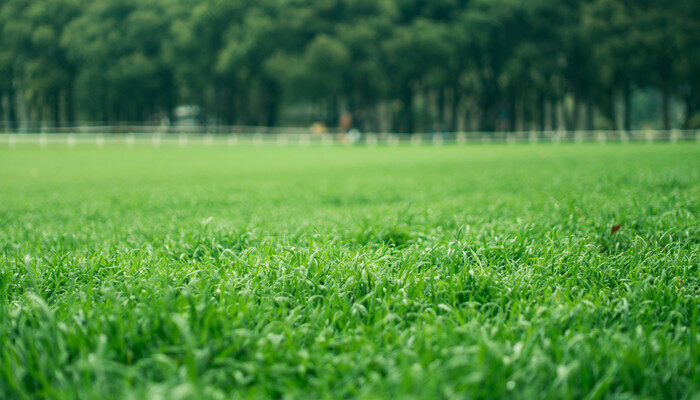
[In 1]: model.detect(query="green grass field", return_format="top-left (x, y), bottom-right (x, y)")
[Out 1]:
top-left (1, 143), bottom-right (698, 399)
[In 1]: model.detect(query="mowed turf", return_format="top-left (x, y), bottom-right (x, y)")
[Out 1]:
top-left (0, 143), bottom-right (698, 399)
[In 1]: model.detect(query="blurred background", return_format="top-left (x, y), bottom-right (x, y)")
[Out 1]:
top-left (0, 0), bottom-right (698, 134)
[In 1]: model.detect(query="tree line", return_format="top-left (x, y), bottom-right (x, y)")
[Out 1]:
top-left (1, 0), bottom-right (698, 133)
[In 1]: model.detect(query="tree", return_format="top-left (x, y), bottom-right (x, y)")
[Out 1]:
top-left (0, 0), bottom-right (80, 128)
top-left (62, 0), bottom-right (173, 122)
top-left (0, 0), bottom-right (695, 131)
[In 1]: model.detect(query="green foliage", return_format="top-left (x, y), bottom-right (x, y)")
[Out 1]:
top-left (0, 143), bottom-right (698, 398)
top-left (0, 0), bottom-right (698, 130)
top-left (60, 0), bottom-right (173, 121)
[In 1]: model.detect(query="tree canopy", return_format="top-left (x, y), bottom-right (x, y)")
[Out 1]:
top-left (0, 0), bottom-right (697, 132)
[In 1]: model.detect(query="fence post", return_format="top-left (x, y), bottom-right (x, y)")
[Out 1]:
top-left (620, 130), bottom-right (629, 144)
top-left (670, 130), bottom-right (679, 144)
top-left (528, 131), bottom-right (538, 144)
top-left (178, 133), bottom-right (188, 147)
top-left (456, 132), bottom-right (467, 145)
top-left (411, 134), bottom-right (422, 146)
top-left (253, 133), bottom-right (264, 146)
top-left (553, 130), bottom-right (562, 144)
top-left (366, 133), bottom-right (378, 146)
top-left (596, 131), bottom-right (607, 144)
top-left (227, 134), bottom-right (238, 146)
top-left (385, 134), bottom-right (397, 146)
top-left (277, 134), bottom-right (288, 146)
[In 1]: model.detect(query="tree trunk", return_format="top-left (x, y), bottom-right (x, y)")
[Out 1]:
top-left (264, 90), bottom-right (279, 127)
top-left (683, 92), bottom-right (697, 129)
top-left (571, 96), bottom-right (580, 130)
top-left (623, 85), bottom-right (632, 132)
top-left (64, 88), bottom-right (75, 127)
top-left (661, 86), bottom-right (671, 131)
top-left (516, 95), bottom-right (525, 131)
top-left (0, 91), bottom-right (5, 131)
top-left (539, 93), bottom-right (546, 132)
top-left (585, 98), bottom-right (594, 130)
top-left (437, 88), bottom-right (446, 130)
top-left (508, 94), bottom-right (516, 132)
top-left (400, 87), bottom-right (414, 133)
top-left (450, 89), bottom-right (460, 133)
top-left (14, 82), bottom-right (27, 131)
top-left (480, 85), bottom-right (497, 132)
top-left (52, 92), bottom-right (61, 128)
top-left (550, 99), bottom-right (557, 132)
top-left (9, 86), bottom-right (17, 130)
top-left (606, 88), bottom-right (617, 130)
top-left (327, 95), bottom-right (338, 127)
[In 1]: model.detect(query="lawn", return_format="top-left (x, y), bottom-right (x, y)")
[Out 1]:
top-left (0, 143), bottom-right (698, 399)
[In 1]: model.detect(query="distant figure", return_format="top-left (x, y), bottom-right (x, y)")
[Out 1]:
top-left (339, 112), bottom-right (353, 133)
top-left (311, 122), bottom-right (326, 136)
top-left (347, 128), bottom-right (361, 144)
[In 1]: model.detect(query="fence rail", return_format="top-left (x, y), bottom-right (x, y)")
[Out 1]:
top-left (1, 129), bottom-right (699, 148)
top-left (0, 123), bottom-right (329, 135)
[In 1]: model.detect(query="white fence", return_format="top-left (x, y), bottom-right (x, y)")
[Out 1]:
top-left (0, 130), bottom-right (699, 148)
